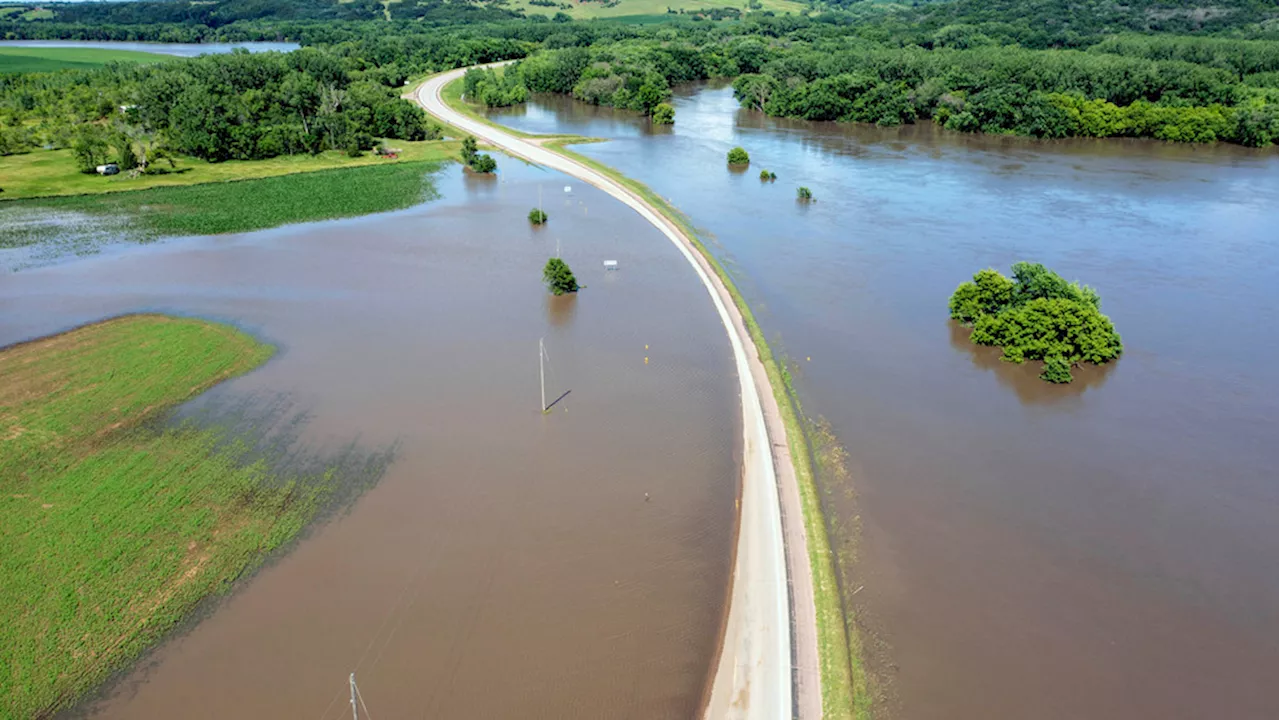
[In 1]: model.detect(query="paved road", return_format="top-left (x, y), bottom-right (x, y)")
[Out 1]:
top-left (413, 67), bottom-right (821, 720)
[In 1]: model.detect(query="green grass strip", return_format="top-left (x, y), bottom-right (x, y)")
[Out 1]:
top-left (545, 140), bottom-right (870, 719)
top-left (1, 161), bottom-right (443, 248)
top-left (0, 315), bottom-right (325, 718)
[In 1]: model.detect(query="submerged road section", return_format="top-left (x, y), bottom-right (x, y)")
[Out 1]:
top-left (414, 67), bottom-right (821, 720)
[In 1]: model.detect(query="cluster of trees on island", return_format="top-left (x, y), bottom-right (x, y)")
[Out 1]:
top-left (950, 262), bottom-right (1123, 383)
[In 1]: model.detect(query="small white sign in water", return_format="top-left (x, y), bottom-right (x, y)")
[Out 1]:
top-left (564, 185), bottom-right (572, 194)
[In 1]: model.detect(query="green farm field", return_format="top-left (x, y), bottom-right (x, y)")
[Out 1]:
top-left (0, 46), bottom-right (166, 74)
top-left (0, 138), bottom-right (459, 200)
top-left (0, 315), bottom-right (324, 719)
top-left (0, 159), bottom-right (446, 248)
top-left (502, 0), bottom-right (807, 19)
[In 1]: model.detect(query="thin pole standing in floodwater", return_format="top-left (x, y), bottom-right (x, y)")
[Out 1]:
top-left (350, 673), bottom-right (358, 720)
top-left (540, 337), bottom-right (547, 413)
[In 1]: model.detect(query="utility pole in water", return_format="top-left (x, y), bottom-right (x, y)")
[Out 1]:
top-left (350, 673), bottom-right (358, 720)
top-left (539, 337), bottom-right (547, 413)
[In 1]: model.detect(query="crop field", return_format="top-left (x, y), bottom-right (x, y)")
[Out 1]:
top-left (0, 159), bottom-right (445, 251)
top-left (500, 0), bottom-right (806, 20)
top-left (0, 315), bottom-right (330, 718)
top-left (0, 46), bottom-right (165, 74)
top-left (0, 139), bottom-right (459, 200)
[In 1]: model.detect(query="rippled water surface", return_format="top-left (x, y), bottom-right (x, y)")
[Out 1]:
top-left (488, 84), bottom-right (1279, 720)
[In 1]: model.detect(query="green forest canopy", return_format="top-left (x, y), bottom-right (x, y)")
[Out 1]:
top-left (0, 0), bottom-right (1276, 167)
top-left (949, 262), bottom-right (1123, 383)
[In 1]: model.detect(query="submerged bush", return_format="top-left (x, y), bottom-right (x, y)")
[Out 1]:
top-left (543, 257), bottom-right (579, 295)
top-left (470, 153), bottom-right (497, 174)
top-left (651, 102), bottom-right (675, 124)
top-left (950, 262), bottom-right (1122, 383)
top-left (796, 186), bottom-right (813, 200)
top-left (528, 208), bottom-right (548, 224)
top-left (727, 146), bottom-right (750, 164)
top-left (760, 169), bottom-right (777, 181)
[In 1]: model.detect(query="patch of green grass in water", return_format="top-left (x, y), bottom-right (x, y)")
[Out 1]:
top-left (0, 315), bottom-right (343, 718)
top-left (545, 139), bottom-right (871, 719)
top-left (0, 160), bottom-right (443, 249)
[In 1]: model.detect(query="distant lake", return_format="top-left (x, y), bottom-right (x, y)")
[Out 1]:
top-left (0, 40), bottom-right (300, 56)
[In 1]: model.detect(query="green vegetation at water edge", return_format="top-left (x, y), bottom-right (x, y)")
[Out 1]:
top-left (0, 315), bottom-right (322, 719)
top-left (0, 139), bottom-right (458, 200)
top-left (543, 256), bottom-right (579, 295)
top-left (949, 262), bottom-right (1123, 383)
top-left (0, 160), bottom-right (442, 248)
top-left (727, 146), bottom-right (750, 165)
top-left (651, 102), bottom-right (674, 124)
top-left (459, 135), bottom-right (498, 173)
top-left (0, 46), bottom-right (166, 74)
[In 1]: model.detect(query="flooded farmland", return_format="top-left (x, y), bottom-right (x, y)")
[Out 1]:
top-left (2, 161), bottom-right (739, 719)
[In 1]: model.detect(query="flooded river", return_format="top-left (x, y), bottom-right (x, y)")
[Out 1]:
top-left (1, 162), bottom-right (738, 718)
top-left (488, 85), bottom-right (1280, 719)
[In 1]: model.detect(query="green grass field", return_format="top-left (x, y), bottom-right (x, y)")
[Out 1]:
top-left (0, 46), bottom-right (166, 74)
top-left (502, 0), bottom-right (807, 19)
top-left (0, 138), bottom-right (459, 200)
top-left (0, 315), bottom-right (327, 719)
top-left (0, 159), bottom-right (446, 249)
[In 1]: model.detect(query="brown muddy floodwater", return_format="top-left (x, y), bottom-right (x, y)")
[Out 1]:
top-left (0, 161), bottom-right (739, 718)
top-left (489, 86), bottom-right (1280, 719)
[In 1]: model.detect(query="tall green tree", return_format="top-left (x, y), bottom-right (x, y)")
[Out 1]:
top-left (543, 257), bottom-right (579, 295)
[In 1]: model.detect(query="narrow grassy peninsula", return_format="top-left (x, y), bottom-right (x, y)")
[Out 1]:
top-left (0, 315), bottom-right (325, 718)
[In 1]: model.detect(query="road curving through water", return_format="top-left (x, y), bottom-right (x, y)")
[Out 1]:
top-left (413, 66), bottom-right (819, 720)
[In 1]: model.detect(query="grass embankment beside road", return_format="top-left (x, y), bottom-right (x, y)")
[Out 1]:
top-left (0, 160), bottom-right (445, 249)
top-left (437, 75), bottom-right (602, 146)
top-left (0, 315), bottom-right (328, 719)
top-left (0, 46), bottom-right (165, 74)
top-left (545, 139), bottom-right (870, 720)
top-left (0, 139), bottom-right (459, 200)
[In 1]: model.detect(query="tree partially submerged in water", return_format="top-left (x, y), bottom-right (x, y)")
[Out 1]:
top-left (949, 262), bottom-right (1122, 383)
top-left (727, 146), bottom-right (750, 165)
top-left (796, 186), bottom-right (812, 200)
top-left (528, 208), bottom-right (548, 224)
top-left (651, 103), bottom-right (675, 125)
top-left (543, 257), bottom-right (579, 295)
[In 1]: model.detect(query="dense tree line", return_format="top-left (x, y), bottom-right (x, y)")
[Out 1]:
top-left (1, 49), bottom-right (442, 162)
top-left (1, 0), bottom-right (1275, 151)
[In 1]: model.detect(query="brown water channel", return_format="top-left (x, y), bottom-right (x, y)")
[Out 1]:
top-left (0, 161), bottom-right (739, 718)
top-left (488, 85), bottom-right (1280, 719)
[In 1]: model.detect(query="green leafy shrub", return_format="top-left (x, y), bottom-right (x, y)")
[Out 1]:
top-left (529, 208), bottom-right (548, 224)
top-left (727, 146), bottom-right (750, 164)
top-left (1040, 355), bottom-right (1074, 383)
top-left (796, 186), bottom-right (813, 200)
top-left (950, 262), bottom-right (1122, 383)
top-left (651, 102), bottom-right (675, 124)
top-left (469, 153), bottom-right (497, 174)
top-left (543, 257), bottom-right (579, 295)
top-left (760, 169), bottom-right (777, 181)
